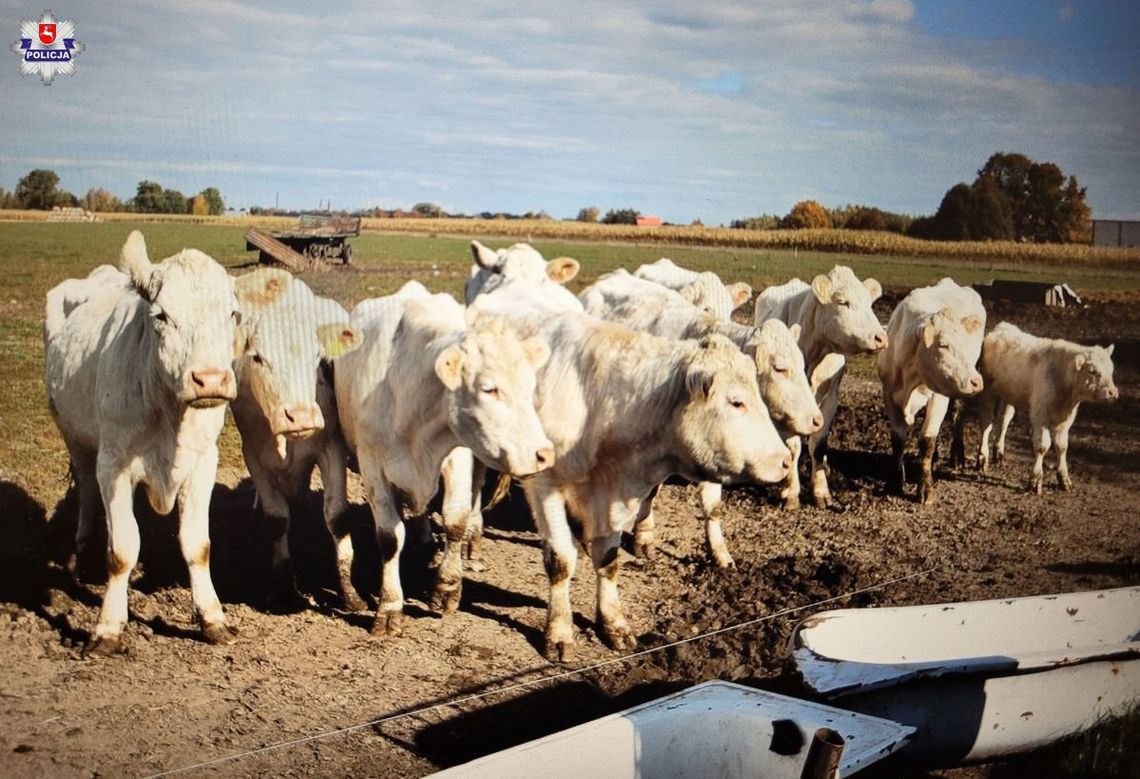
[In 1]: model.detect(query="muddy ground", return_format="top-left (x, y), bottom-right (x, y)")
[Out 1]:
top-left (2, 289), bottom-right (1138, 778)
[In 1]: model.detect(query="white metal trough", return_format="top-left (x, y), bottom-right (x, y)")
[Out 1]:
top-left (429, 680), bottom-right (913, 778)
top-left (793, 586), bottom-right (1140, 767)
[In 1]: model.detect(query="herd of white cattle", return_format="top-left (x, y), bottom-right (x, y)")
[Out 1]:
top-left (42, 231), bottom-right (1119, 659)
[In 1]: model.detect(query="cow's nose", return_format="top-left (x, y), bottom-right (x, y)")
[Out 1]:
top-left (780, 454), bottom-right (793, 474)
top-left (811, 413), bottom-right (824, 432)
top-left (191, 368), bottom-right (233, 397)
top-left (282, 404), bottom-right (323, 434)
top-left (1108, 387), bottom-right (1120, 401)
top-left (873, 331), bottom-right (888, 350)
top-left (968, 375), bottom-right (984, 394)
top-left (535, 446), bottom-right (556, 471)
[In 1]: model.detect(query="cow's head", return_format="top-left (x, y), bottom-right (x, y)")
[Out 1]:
top-left (436, 315), bottom-right (555, 477)
top-left (120, 231), bottom-right (244, 408)
top-left (674, 335), bottom-right (792, 485)
top-left (746, 320), bottom-right (822, 437)
top-left (234, 269), bottom-right (360, 440)
top-left (466, 241), bottom-right (580, 303)
top-left (679, 273), bottom-right (752, 322)
top-left (1073, 343), bottom-right (1119, 403)
top-left (811, 266), bottom-right (888, 355)
top-left (918, 307), bottom-right (985, 397)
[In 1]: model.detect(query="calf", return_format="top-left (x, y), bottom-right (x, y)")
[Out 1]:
top-left (333, 288), bottom-right (555, 635)
top-left (753, 266), bottom-right (888, 508)
top-left (633, 257), bottom-right (752, 322)
top-left (877, 278), bottom-right (985, 504)
top-left (581, 269), bottom-right (820, 567)
top-left (44, 232), bottom-right (252, 654)
top-left (229, 269), bottom-right (362, 609)
top-left (955, 322), bottom-right (1118, 493)
top-left (469, 281), bottom-right (792, 660)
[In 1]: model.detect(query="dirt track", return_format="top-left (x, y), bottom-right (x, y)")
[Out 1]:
top-left (1, 290), bottom-right (1138, 777)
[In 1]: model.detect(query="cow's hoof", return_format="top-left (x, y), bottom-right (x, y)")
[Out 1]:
top-left (430, 582), bottom-right (462, 614)
top-left (1032, 479), bottom-right (1044, 495)
top-left (266, 585), bottom-right (309, 615)
top-left (1059, 476), bottom-right (1073, 491)
top-left (340, 588), bottom-right (368, 613)
top-left (82, 634), bottom-right (124, 658)
top-left (918, 483), bottom-right (936, 506)
top-left (371, 610), bottom-right (404, 637)
top-left (633, 539), bottom-right (657, 561)
top-left (599, 621), bottom-right (638, 651)
top-left (710, 548), bottom-right (736, 569)
top-left (201, 622), bottom-right (238, 646)
top-left (781, 494), bottom-right (801, 511)
top-left (543, 635), bottom-right (576, 663)
top-left (812, 492), bottom-right (833, 510)
top-left (463, 558), bottom-right (486, 573)
top-left (994, 451), bottom-right (1005, 465)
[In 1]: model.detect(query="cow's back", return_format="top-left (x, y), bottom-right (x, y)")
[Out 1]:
top-left (754, 278), bottom-right (811, 325)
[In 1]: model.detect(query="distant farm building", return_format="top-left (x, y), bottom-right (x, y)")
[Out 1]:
top-left (1091, 219), bottom-right (1140, 248)
top-left (973, 279), bottom-right (1082, 308)
top-left (636, 215), bottom-right (662, 227)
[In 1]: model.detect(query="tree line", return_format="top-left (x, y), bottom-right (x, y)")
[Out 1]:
top-left (0, 169), bottom-right (226, 216)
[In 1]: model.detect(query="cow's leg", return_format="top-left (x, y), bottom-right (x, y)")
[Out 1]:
top-left (780, 435), bottom-right (803, 509)
top-left (463, 461), bottom-right (487, 570)
top-left (884, 395), bottom-right (910, 495)
top-left (317, 440), bottom-right (365, 612)
top-left (524, 479), bottom-right (578, 662)
top-left (591, 531), bottom-right (636, 651)
top-left (918, 394), bottom-right (950, 505)
top-left (69, 447), bottom-right (101, 579)
top-left (179, 446), bottom-right (235, 645)
top-left (87, 465), bottom-right (139, 656)
top-left (699, 481), bottom-right (734, 568)
top-left (994, 403), bottom-right (1016, 465)
top-left (1029, 418), bottom-right (1052, 495)
top-left (631, 484), bottom-right (659, 560)
top-left (1052, 407), bottom-right (1079, 490)
top-left (808, 359), bottom-right (845, 508)
top-left (432, 447), bottom-right (474, 614)
top-left (948, 399), bottom-right (967, 468)
top-left (243, 448), bottom-right (301, 611)
top-left (359, 452), bottom-right (405, 637)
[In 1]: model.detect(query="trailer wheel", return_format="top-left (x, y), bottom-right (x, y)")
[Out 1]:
top-left (341, 244), bottom-right (353, 265)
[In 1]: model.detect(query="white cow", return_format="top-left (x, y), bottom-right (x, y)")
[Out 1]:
top-left (469, 280), bottom-right (792, 660)
top-left (753, 265), bottom-right (888, 508)
top-left (634, 258), bottom-right (752, 322)
top-left (581, 269), bottom-right (820, 567)
top-left (877, 278), bottom-right (985, 504)
top-left (44, 231), bottom-right (252, 655)
top-left (333, 286), bottom-right (555, 635)
top-left (229, 269), bottom-right (362, 610)
top-left (464, 240), bottom-right (580, 303)
top-left (954, 322), bottom-right (1118, 493)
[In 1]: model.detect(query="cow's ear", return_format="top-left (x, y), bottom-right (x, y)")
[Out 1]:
top-left (962, 314), bottom-right (983, 334)
top-left (235, 268), bottom-right (291, 310)
top-left (233, 323), bottom-right (254, 361)
top-left (1106, 343), bottom-right (1115, 357)
top-left (120, 231), bottom-right (158, 299)
top-left (728, 282), bottom-right (753, 308)
top-left (435, 345), bottom-right (466, 390)
top-left (923, 319), bottom-right (938, 348)
top-left (863, 277), bottom-right (883, 301)
top-left (521, 336), bottom-right (550, 369)
top-left (471, 240), bottom-right (501, 271)
top-left (685, 368), bottom-right (715, 399)
top-left (788, 322), bottom-right (802, 342)
top-left (678, 284), bottom-right (700, 305)
top-left (317, 323), bottom-right (361, 358)
top-left (546, 257), bottom-right (580, 284)
top-left (751, 342), bottom-right (771, 371)
top-left (1073, 352), bottom-right (1087, 371)
top-left (811, 274), bottom-right (831, 304)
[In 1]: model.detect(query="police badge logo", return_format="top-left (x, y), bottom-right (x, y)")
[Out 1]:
top-left (11, 10), bottom-right (84, 85)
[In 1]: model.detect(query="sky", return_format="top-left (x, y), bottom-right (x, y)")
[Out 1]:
top-left (2, 1), bottom-right (1138, 224)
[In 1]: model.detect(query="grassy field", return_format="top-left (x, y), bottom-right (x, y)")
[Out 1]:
top-left (3, 219), bottom-right (1139, 513)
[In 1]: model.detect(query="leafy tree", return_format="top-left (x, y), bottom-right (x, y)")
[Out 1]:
top-left (929, 184), bottom-right (975, 240)
top-left (731, 214), bottom-right (779, 230)
top-left (602, 208), bottom-right (639, 225)
top-left (199, 187), bottom-right (225, 215)
top-left (133, 180), bottom-right (165, 213)
top-left (0, 188), bottom-right (13, 209)
top-left (1060, 176), bottom-right (1091, 244)
top-left (576, 206), bottom-right (600, 223)
top-left (844, 206), bottom-right (888, 232)
top-left (54, 191), bottom-right (79, 208)
top-left (84, 187), bottom-right (120, 213)
top-left (412, 202), bottom-right (443, 217)
top-left (162, 188), bottom-right (187, 214)
top-left (973, 152), bottom-right (1090, 243)
top-left (969, 176), bottom-right (1014, 241)
top-left (190, 194), bottom-right (210, 216)
top-left (782, 200), bottom-right (831, 229)
top-left (15, 169), bottom-right (61, 210)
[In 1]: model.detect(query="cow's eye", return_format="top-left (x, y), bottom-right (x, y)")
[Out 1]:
top-left (836, 299), bottom-right (850, 308)
top-left (151, 306), bottom-right (168, 324)
top-left (729, 397), bottom-right (746, 410)
top-left (774, 365), bottom-right (790, 376)
top-left (251, 352), bottom-right (265, 366)
top-left (480, 383), bottom-right (499, 398)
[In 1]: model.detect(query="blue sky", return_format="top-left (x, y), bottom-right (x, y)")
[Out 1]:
top-left (2, 1), bottom-right (1137, 223)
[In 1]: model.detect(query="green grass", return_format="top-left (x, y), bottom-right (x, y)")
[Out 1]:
top-left (3, 220), bottom-right (1139, 510)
